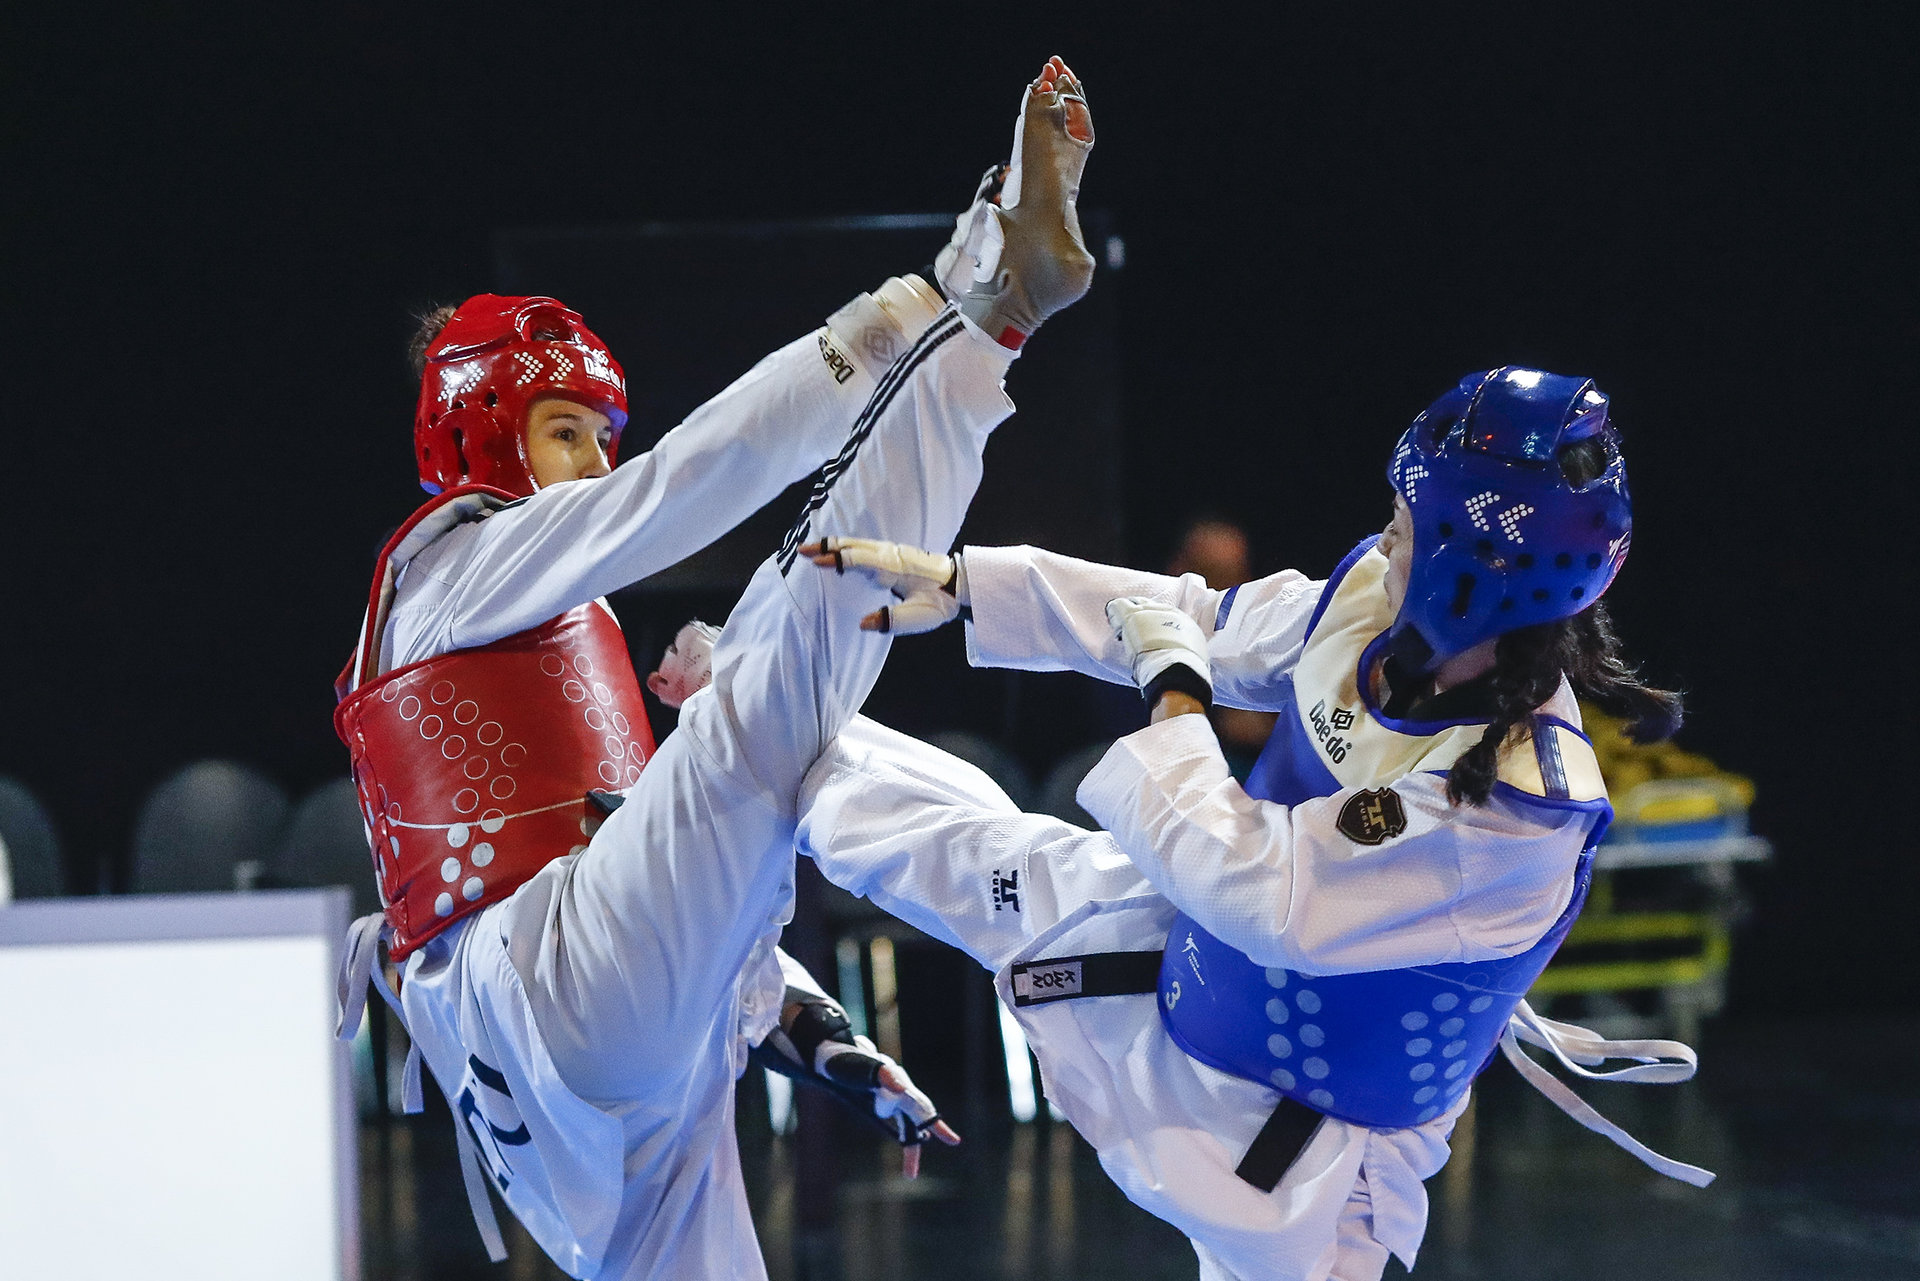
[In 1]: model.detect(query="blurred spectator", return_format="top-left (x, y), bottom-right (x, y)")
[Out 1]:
top-left (1166, 516), bottom-right (1278, 778)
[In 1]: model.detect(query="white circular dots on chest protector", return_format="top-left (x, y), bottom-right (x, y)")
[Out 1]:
top-left (440, 857), bottom-right (460, 883)
top-left (1302, 1057), bottom-right (1329, 1080)
top-left (430, 681), bottom-right (456, 705)
top-left (1308, 1088), bottom-right (1335, 1109)
top-left (1265, 968), bottom-right (1290, 989)
top-left (1469, 995), bottom-right (1494, 1013)
top-left (446, 823), bottom-right (469, 848)
top-left (1295, 989), bottom-right (1322, 1014)
top-left (1401, 1011), bottom-right (1429, 1031)
top-left (540, 654), bottom-right (566, 678)
top-left (1268, 1034), bottom-right (1292, 1059)
top-left (573, 654), bottom-right (594, 677)
top-left (598, 761), bottom-right (621, 786)
top-left (453, 700), bottom-right (479, 726)
top-left (434, 892), bottom-right (454, 917)
top-left (1405, 1038), bottom-right (1432, 1057)
top-left (1410, 1062), bottom-right (1436, 1082)
top-left (1265, 998), bottom-right (1290, 1024)
top-left (1432, 993), bottom-right (1460, 1013)
top-left (462, 876), bottom-right (485, 902)
top-left (470, 843), bottom-right (494, 868)
top-left (1439, 1017), bottom-right (1465, 1037)
top-left (585, 707), bottom-right (607, 732)
top-left (1299, 1024), bottom-right (1325, 1048)
top-left (1270, 1067), bottom-right (1296, 1090)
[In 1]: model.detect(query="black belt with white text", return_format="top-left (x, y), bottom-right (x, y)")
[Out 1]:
top-left (1009, 950), bottom-right (1326, 1193)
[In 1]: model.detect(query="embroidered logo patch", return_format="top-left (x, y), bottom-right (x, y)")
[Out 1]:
top-left (1337, 788), bottom-right (1408, 845)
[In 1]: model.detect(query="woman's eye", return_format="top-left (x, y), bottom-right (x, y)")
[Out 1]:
top-left (555, 427), bottom-right (575, 443)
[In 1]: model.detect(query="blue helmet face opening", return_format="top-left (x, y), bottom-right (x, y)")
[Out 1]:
top-left (1385, 367), bottom-right (1632, 672)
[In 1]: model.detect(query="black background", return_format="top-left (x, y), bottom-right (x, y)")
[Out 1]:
top-left (2, 10), bottom-right (1912, 1009)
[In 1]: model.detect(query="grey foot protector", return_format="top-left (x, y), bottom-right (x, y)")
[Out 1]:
top-left (957, 73), bottom-right (1096, 346)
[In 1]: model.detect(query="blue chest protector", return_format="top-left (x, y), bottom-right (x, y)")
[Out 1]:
top-left (1155, 544), bottom-right (1600, 1130)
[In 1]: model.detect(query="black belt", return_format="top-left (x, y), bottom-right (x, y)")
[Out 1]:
top-left (1007, 949), bottom-right (1327, 1193)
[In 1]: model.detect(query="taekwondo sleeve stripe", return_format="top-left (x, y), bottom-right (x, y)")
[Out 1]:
top-left (778, 310), bottom-right (966, 573)
top-left (1215, 584), bottom-right (1240, 631)
top-left (1531, 714), bottom-right (1570, 801)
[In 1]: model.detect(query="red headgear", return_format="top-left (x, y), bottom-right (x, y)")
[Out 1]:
top-left (413, 295), bottom-right (629, 497)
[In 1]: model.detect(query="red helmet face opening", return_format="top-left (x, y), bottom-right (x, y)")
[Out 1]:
top-left (413, 295), bottom-right (629, 497)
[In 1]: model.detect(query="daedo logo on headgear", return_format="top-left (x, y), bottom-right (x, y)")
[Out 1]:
top-left (582, 346), bottom-right (623, 390)
top-left (1308, 699), bottom-right (1355, 763)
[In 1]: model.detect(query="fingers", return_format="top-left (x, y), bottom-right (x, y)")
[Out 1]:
top-left (931, 1118), bottom-right (962, 1146)
top-left (901, 1142), bottom-right (922, 1180)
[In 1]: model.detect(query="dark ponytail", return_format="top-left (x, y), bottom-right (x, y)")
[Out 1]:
top-left (1445, 599), bottom-right (1683, 806)
top-left (1444, 434), bottom-right (1684, 806)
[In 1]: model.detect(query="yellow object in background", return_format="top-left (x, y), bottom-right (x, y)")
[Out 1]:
top-left (1578, 703), bottom-right (1755, 839)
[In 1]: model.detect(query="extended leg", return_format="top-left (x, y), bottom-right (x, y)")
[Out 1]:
top-left (799, 716), bottom-right (1153, 974)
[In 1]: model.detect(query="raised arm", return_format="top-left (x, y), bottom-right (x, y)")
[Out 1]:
top-left (388, 276), bottom-right (952, 657)
top-left (961, 545), bottom-right (1321, 709)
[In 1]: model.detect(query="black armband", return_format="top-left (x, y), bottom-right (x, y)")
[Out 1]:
top-left (784, 988), bottom-right (857, 1069)
top-left (1143, 663), bottom-right (1213, 712)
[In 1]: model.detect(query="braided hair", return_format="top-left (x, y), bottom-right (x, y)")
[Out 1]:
top-left (1442, 436), bottom-right (1684, 806)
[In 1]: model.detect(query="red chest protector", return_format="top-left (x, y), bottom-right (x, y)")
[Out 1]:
top-left (334, 486), bottom-right (658, 959)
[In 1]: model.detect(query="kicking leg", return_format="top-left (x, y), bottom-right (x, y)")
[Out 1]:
top-left (799, 716), bottom-right (1152, 974)
top-left (526, 60), bottom-right (1099, 1096)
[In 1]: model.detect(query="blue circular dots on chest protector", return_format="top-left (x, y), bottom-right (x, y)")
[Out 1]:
top-left (1271, 1067), bottom-right (1296, 1090)
top-left (1295, 989), bottom-right (1322, 1014)
top-left (1266, 998), bottom-right (1290, 1024)
top-left (1406, 1038), bottom-right (1433, 1056)
top-left (1308, 1088), bottom-right (1335, 1109)
top-left (1268, 1034), bottom-right (1293, 1059)
top-left (1442, 1040), bottom-right (1469, 1058)
top-left (1414, 1086), bottom-right (1438, 1103)
top-left (1265, 968), bottom-right (1290, 989)
top-left (1445, 1060), bottom-right (1468, 1080)
top-left (1411, 1062), bottom-right (1436, 1081)
top-left (1299, 1024), bottom-right (1325, 1048)
top-left (1432, 993), bottom-right (1460, 1013)
top-left (1303, 1057), bottom-right (1330, 1080)
top-left (1469, 995), bottom-right (1494, 1013)
top-left (1401, 1011), bottom-right (1429, 1031)
top-left (1439, 1018), bottom-right (1465, 1037)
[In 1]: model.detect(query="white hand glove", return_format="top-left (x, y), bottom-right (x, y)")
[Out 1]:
top-left (803, 536), bottom-right (964, 635)
top-left (1106, 596), bottom-right (1211, 697)
top-left (815, 1035), bottom-right (940, 1136)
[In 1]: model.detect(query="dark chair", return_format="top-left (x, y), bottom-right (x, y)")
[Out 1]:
top-left (0, 776), bottom-right (66, 899)
top-left (272, 777), bottom-right (381, 917)
top-left (1034, 742), bottom-right (1113, 829)
top-left (919, 729), bottom-right (1039, 810)
top-left (131, 761), bottom-right (290, 894)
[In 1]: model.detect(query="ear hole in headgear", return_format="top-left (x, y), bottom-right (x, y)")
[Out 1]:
top-left (1449, 573), bottom-right (1476, 618)
top-left (1558, 436), bottom-right (1610, 488)
top-left (520, 305), bottom-right (575, 344)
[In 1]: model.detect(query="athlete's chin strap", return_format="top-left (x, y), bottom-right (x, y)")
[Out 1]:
top-left (337, 911), bottom-right (509, 1262)
top-left (1499, 1000), bottom-right (1715, 1187)
top-left (751, 988), bottom-right (946, 1146)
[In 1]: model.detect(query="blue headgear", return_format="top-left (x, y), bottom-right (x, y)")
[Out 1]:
top-left (1385, 367), bottom-right (1631, 672)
